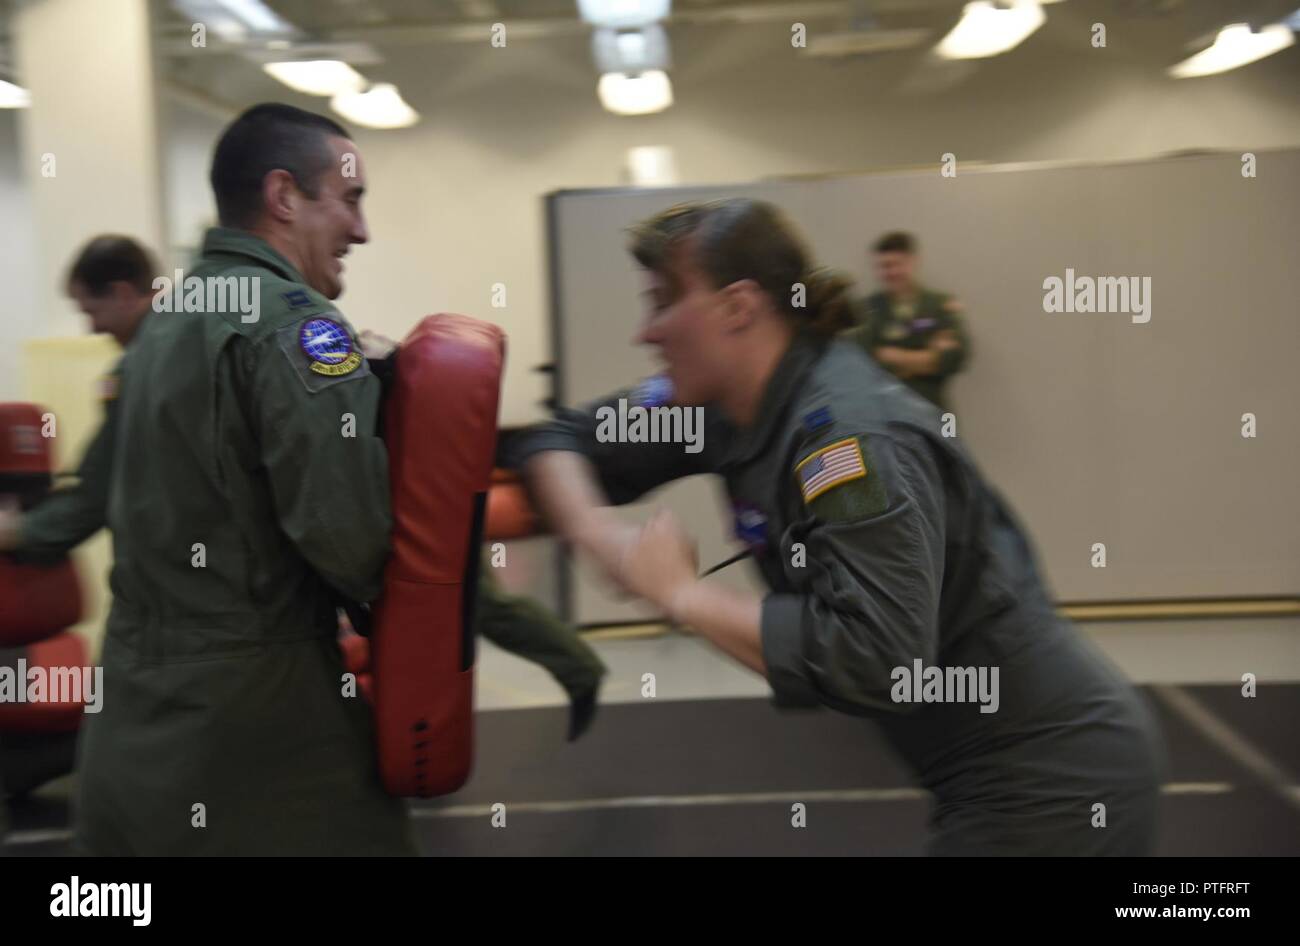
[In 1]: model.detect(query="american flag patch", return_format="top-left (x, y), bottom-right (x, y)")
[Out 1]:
top-left (796, 437), bottom-right (867, 503)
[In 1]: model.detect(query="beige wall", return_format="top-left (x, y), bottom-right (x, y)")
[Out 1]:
top-left (7, 14), bottom-right (1300, 427)
top-left (12, 0), bottom-right (165, 343)
top-left (0, 112), bottom-right (36, 402)
top-left (299, 21), bottom-right (1300, 424)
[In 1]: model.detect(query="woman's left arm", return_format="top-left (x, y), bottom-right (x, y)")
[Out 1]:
top-left (619, 432), bottom-right (948, 712)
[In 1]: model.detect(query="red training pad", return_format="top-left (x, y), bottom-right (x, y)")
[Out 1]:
top-left (370, 314), bottom-right (504, 797)
top-left (0, 558), bottom-right (84, 646)
top-left (0, 631), bottom-right (90, 733)
top-left (0, 404), bottom-right (52, 476)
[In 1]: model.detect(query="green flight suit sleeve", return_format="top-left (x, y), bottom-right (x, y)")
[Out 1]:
top-left (932, 294), bottom-right (970, 377)
top-left (248, 314), bottom-right (392, 604)
top-left (760, 429), bottom-right (946, 715)
top-left (501, 390), bottom-right (725, 505)
top-left (18, 388), bottom-right (119, 559)
top-left (840, 296), bottom-right (880, 356)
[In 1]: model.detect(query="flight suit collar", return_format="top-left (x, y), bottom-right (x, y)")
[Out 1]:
top-left (200, 227), bottom-right (307, 284)
top-left (724, 332), bottom-right (824, 466)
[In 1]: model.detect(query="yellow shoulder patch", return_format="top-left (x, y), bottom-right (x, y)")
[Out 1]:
top-left (942, 297), bottom-right (964, 313)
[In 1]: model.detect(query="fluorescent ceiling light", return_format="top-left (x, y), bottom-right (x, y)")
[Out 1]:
top-left (592, 25), bottom-right (670, 73)
top-left (217, 0), bottom-right (289, 32)
top-left (331, 83), bottom-right (419, 130)
top-left (0, 80), bottom-right (30, 108)
top-left (624, 145), bottom-right (678, 186)
top-left (207, 16), bottom-right (248, 41)
top-left (1168, 23), bottom-right (1295, 78)
top-left (597, 71), bottom-right (673, 115)
top-left (171, 0), bottom-right (296, 41)
top-left (264, 60), bottom-right (367, 96)
top-left (240, 42), bottom-right (383, 67)
top-left (577, 0), bottom-right (670, 30)
top-left (935, 0), bottom-right (1046, 60)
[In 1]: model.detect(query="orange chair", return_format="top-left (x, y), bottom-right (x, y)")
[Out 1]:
top-left (0, 404), bottom-right (88, 766)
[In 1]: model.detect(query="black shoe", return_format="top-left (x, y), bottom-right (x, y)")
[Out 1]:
top-left (567, 686), bottom-right (600, 742)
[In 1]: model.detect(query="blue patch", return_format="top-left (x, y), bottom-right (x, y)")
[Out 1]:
top-left (299, 318), bottom-right (362, 377)
top-left (632, 374), bottom-right (673, 408)
top-left (909, 317), bottom-right (937, 333)
top-left (803, 406), bottom-right (833, 433)
top-left (283, 289), bottom-right (313, 309)
top-left (732, 501), bottom-right (768, 552)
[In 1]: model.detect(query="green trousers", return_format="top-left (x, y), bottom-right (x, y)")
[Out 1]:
top-left (475, 567), bottom-right (606, 698)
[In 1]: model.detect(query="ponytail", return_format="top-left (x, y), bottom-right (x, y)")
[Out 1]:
top-left (797, 266), bottom-right (856, 337)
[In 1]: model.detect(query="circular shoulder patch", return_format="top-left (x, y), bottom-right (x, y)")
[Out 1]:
top-left (299, 317), bottom-right (362, 377)
top-left (632, 374), bottom-right (674, 408)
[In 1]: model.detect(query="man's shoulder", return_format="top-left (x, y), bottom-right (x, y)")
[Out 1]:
top-left (196, 261), bottom-right (354, 344)
top-left (860, 291), bottom-right (890, 312)
top-left (921, 287), bottom-right (964, 316)
top-left (257, 283), bottom-right (352, 337)
top-left (186, 247), bottom-right (337, 330)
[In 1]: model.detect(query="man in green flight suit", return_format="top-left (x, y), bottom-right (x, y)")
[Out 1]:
top-left (845, 231), bottom-right (970, 411)
top-left (3, 235), bottom-right (155, 560)
top-left (0, 105), bottom-right (606, 852)
top-left (0, 235), bottom-right (156, 843)
top-left (3, 104), bottom-right (413, 855)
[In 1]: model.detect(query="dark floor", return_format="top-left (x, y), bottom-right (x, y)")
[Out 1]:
top-left (3, 684), bottom-right (1298, 856)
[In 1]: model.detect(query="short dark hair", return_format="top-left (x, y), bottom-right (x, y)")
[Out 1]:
top-left (66, 235), bottom-right (157, 296)
top-left (210, 103), bottom-right (351, 229)
top-left (873, 231), bottom-right (916, 255)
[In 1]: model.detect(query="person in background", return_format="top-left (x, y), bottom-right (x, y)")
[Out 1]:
top-left (0, 236), bottom-right (157, 841)
top-left (845, 231), bottom-right (969, 411)
top-left (0, 235), bottom-right (156, 557)
top-left (476, 567), bottom-right (606, 741)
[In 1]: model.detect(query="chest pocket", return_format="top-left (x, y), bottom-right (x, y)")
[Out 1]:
top-left (891, 315), bottom-right (943, 349)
